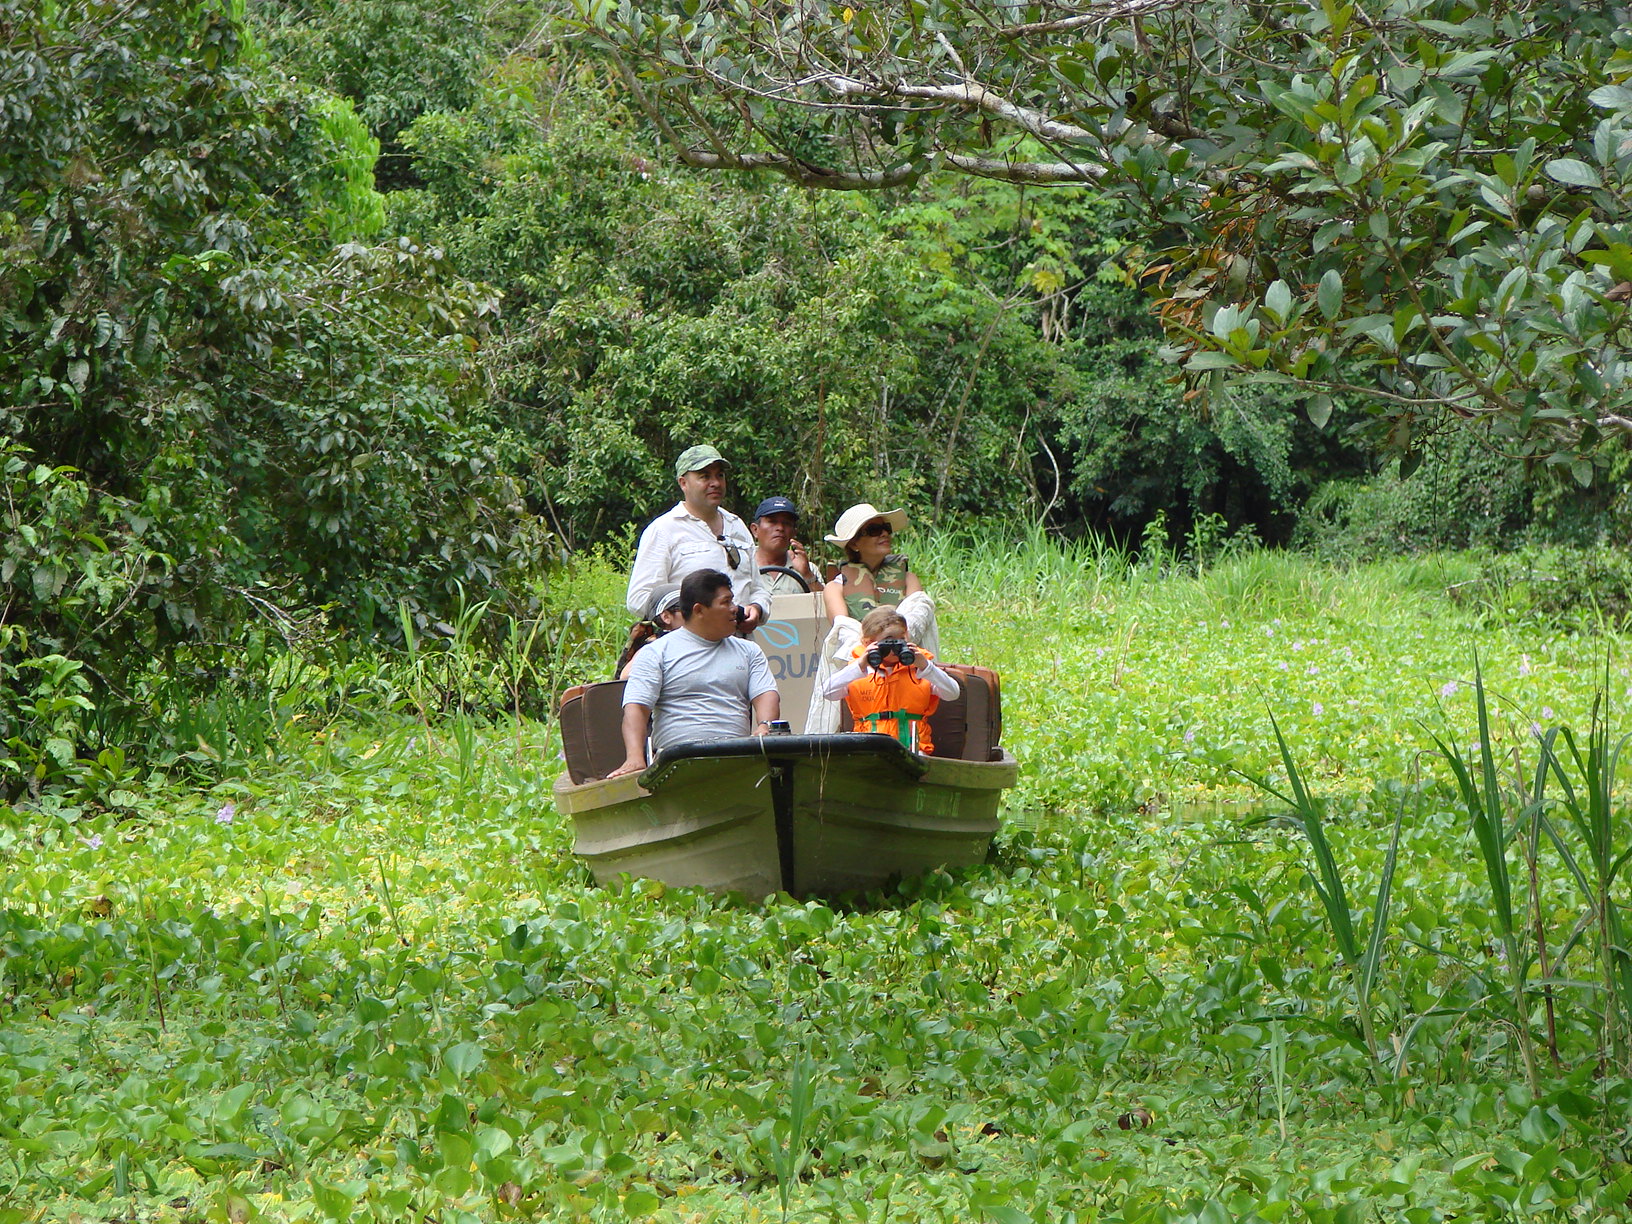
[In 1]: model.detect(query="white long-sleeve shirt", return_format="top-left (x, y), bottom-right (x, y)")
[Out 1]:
top-left (822, 653), bottom-right (960, 701)
top-left (626, 502), bottom-right (771, 621)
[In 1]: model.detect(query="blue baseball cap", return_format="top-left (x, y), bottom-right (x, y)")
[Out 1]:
top-left (753, 496), bottom-right (799, 521)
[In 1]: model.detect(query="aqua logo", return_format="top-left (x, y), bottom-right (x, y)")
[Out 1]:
top-left (758, 619), bottom-right (800, 649)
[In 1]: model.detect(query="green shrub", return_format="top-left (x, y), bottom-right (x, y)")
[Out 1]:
top-left (0, 2), bottom-right (552, 795)
top-left (1448, 544), bottom-right (1632, 629)
top-left (1294, 428), bottom-right (1534, 556)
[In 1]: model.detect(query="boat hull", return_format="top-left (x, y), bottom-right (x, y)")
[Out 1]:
top-left (555, 735), bottom-right (1016, 897)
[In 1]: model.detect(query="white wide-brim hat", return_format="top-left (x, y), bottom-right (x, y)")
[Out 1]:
top-left (824, 503), bottom-right (908, 545)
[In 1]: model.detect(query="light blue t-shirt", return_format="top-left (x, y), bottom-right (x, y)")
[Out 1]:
top-left (623, 628), bottom-right (777, 758)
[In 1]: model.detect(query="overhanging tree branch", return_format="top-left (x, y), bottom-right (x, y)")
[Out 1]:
top-left (996, 0), bottom-right (1191, 37)
top-left (576, 0), bottom-right (1632, 467)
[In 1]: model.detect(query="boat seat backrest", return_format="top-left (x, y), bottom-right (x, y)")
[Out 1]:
top-left (559, 680), bottom-right (628, 783)
top-left (929, 664), bottom-right (1002, 761)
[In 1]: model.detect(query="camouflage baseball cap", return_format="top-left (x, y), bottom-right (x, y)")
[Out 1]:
top-left (674, 444), bottom-right (728, 478)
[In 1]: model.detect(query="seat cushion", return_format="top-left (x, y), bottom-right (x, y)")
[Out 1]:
top-left (927, 664), bottom-right (1002, 761)
top-left (559, 680), bottom-right (628, 783)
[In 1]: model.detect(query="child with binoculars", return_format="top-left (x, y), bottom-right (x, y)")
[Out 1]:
top-left (821, 606), bottom-right (959, 754)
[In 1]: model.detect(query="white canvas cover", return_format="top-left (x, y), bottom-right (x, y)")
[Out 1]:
top-left (752, 591), bottom-right (830, 733)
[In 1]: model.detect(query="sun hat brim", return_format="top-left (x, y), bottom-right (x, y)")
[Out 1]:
top-left (823, 503), bottom-right (908, 545)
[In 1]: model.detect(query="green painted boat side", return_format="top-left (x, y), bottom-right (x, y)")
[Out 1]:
top-left (787, 750), bottom-right (1012, 894)
top-left (556, 753), bottom-right (785, 895)
top-left (554, 734), bottom-right (1018, 897)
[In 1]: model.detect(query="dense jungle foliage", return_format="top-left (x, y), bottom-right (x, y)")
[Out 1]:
top-left (1, 0), bottom-right (1628, 789)
top-left (8, 3), bottom-right (1632, 1219)
top-left (574, 0), bottom-right (1632, 479)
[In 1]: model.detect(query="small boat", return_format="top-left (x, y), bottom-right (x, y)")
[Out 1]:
top-left (554, 590), bottom-right (1018, 897)
top-left (555, 732), bottom-right (1018, 897)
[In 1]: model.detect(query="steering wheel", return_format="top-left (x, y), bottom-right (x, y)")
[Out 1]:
top-left (758, 564), bottom-right (811, 593)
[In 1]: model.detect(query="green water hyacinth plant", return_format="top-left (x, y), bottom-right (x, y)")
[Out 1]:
top-left (9, 547), bottom-right (1632, 1220)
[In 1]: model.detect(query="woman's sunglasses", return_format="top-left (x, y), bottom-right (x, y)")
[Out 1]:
top-left (858, 521), bottom-right (894, 537)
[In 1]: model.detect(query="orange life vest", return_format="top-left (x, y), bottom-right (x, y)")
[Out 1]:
top-left (845, 646), bottom-right (939, 754)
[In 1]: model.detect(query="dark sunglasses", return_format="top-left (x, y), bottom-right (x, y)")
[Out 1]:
top-left (718, 536), bottom-right (741, 569)
top-left (859, 521), bottom-right (894, 537)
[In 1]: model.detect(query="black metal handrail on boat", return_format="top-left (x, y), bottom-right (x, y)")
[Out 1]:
top-left (639, 732), bottom-right (929, 790)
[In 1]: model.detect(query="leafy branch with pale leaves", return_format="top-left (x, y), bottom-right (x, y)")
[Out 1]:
top-left (562, 0), bottom-right (1632, 472)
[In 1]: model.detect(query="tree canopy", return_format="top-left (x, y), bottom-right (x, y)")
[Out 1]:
top-left (568, 0), bottom-right (1632, 474)
top-left (0, 0), bottom-right (549, 788)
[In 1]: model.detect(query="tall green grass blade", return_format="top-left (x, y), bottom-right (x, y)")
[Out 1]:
top-left (1472, 654), bottom-right (1514, 938)
top-left (1267, 1023), bottom-right (1289, 1144)
top-left (1539, 729), bottom-right (1595, 901)
top-left (1429, 653), bottom-right (1538, 1092)
top-left (1238, 709), bottom-right (1386, 1076)
top-left (1538, 661), bottom-right (1632, 1066)
top-left (1521, 732), bottom-right (1561, 1066)
top-left (1358, 783), bottom-right (1408, 1017)
top-left (774, 1053), bottom-right (816, 1218)
top-left (1429, 739), bottom-right (1511, 936)
top-left (1266, 709), bottom-right (1358, 965)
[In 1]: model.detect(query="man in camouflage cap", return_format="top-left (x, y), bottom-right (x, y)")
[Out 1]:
top-left (626, 444), bottom-right (771, 631)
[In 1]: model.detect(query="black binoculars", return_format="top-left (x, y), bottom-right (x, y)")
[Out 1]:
top-left (866, 639), bottom-right (916, 668)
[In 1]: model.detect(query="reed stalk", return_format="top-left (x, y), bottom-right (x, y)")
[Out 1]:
top-left (1430, 655), bottom-right (1541, 1096)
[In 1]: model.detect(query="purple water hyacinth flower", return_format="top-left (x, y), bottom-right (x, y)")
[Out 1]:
top-left (1312, 702), bottom-right (1324, 716)
top-left (1519, 654), bottom-right (1532, 677)
top-left (1306, 664), bottom-right (1319, 676)
top-left (1541, 706), bottom-right (1556, 722)
top-left (1183, 729), bottom-right (1196, 743)
top-left (81, 834), bottom-right (103, 850)
top-left (215, 801), bottom-right (236, 826)
top-left (1440, 681), bottom-right (1459, 698)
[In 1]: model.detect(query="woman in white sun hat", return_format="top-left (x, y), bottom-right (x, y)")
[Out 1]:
top-left (821, 503), bottom-right (920, 621)
top-left (806, 502), bottom-right (942, 734)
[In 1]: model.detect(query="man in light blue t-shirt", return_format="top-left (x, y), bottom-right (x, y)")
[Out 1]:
top-left (610, 569), bottom-right (780, 777)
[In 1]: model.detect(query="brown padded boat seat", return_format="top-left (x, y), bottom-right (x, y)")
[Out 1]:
top-left (843, 664), bottom-right (1003, 762)
top-left (559, 680), bottom-right (627, 783)
top-left (928, 664), bottom-right (1003, 762)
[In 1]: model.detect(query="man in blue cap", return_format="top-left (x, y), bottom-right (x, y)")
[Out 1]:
top-left (751, 496), bottom-right (822, 595)
top-left (626, 444), bottom-right (771, 631)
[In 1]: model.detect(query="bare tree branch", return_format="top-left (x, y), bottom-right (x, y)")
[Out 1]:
top-left (818, 72), bottom-right (1106, 145)
top-left (997, 0), bottom-right (1191, 37)
top-left (946, 152), bottom-right (1105, 183)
